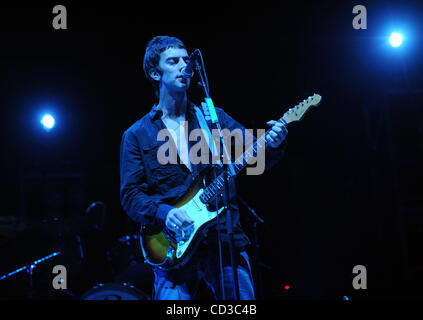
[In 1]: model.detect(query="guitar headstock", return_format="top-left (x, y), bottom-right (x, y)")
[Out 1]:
top-left (281, 93), bottom-right (321, 125)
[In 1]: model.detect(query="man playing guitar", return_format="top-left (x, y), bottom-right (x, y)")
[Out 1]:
top-left (120, 35), bottom-right (288, 300)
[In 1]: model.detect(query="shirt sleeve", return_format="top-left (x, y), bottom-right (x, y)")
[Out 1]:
top-left (119, 130), bottom-right (172, 228)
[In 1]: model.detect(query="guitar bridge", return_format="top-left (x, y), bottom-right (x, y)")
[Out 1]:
top-left (162, 228), bottom-right (176, 243)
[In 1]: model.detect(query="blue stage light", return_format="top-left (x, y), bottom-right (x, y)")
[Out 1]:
top-left (389, 32), bottom-right (403, 47)
top-left (41, 114), bottom-right (55, 131)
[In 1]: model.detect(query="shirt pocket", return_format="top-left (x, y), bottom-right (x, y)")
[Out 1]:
top-left (142, 143), bottom-right (180, 192)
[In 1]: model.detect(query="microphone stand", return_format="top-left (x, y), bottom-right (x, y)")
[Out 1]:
top-left (236, 195), bottom-right (265, 299)
top-left (194, 54), bottom-right (239, 300)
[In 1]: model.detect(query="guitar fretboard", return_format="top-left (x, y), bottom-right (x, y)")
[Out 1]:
top-left (199, 118), bottom-right (286, 204)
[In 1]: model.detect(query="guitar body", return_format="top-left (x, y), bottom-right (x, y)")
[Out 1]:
top-left (140, 169), bottom-right (225, 270)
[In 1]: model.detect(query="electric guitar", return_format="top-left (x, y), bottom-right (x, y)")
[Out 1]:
top-left (140, 93), bottom-right (322, 269)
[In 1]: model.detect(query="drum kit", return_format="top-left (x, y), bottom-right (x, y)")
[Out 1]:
top-left (0, 202), bottom-right (153, 300)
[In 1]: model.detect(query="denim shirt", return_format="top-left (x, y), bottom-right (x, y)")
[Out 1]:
top-left (120, 102), bottom-right (287, 247)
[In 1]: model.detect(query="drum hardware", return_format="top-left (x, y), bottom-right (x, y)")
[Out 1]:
top-left (81, 282), bottom-right (150, 300)
top-left (0, 251), bottom-right (61, 299)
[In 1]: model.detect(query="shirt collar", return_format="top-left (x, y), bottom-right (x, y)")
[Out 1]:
top-left (148, 104), bottom-right (162, 120)
top-left (148, 101), bottom-right (196, 121)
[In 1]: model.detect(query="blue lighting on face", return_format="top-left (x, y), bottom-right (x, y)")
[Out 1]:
top-left (41, 114), bottom-right (55, 131)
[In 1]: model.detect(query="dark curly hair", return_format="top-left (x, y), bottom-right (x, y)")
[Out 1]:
top-left (143, 36), bottom-right (186, 97)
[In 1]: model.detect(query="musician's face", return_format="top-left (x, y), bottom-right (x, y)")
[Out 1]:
top-left (152, 47), bottom-right (190, 93)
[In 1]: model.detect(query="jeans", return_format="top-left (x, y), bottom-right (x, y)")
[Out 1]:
top-left (153, 245), bottom-right (255, 300)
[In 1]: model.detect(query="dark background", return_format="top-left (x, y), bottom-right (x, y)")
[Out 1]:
top-left (0, 0), bottom-right (422, 300)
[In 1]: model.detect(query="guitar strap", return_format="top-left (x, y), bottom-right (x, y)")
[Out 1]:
top-left (194, 105), bottom-right (223, 167)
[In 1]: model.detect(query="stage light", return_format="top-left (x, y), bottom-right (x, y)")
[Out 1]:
top-left (284, 285), bottom-right (290, 291)
top-left (389, 32), bottom-right (403, 47)
top-left (41, 114), bottom-right (55, 131)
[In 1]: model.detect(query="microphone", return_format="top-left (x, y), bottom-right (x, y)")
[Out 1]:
top-left (181, 49), bottom-right (200, 79)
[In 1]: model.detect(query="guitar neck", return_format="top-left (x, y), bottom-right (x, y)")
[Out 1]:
top-left (198, 93), bottom-right (321, 204)
top-left (199, 117), bottom-right (285, 204)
